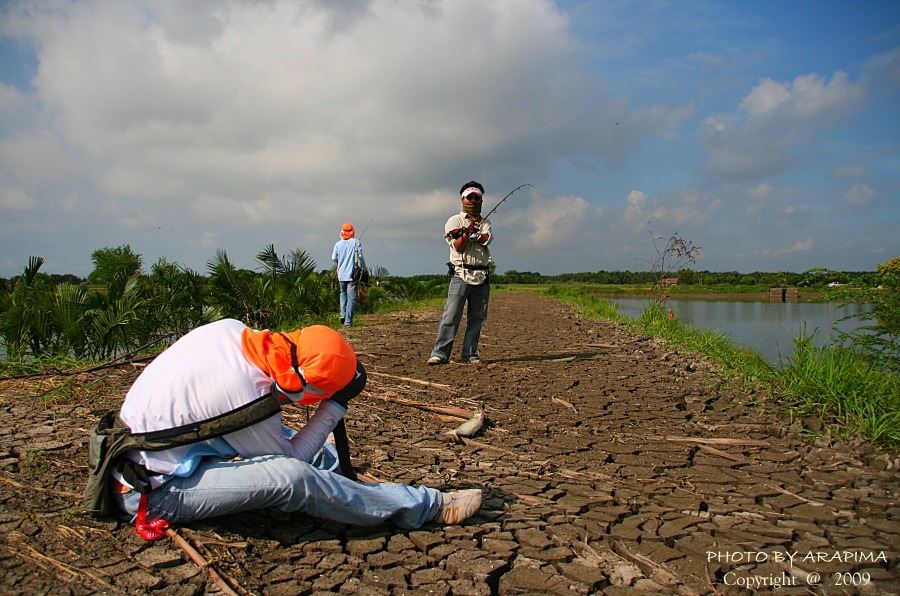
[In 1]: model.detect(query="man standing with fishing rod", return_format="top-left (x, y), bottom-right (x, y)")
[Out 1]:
top-left (427, 182), bottom-right (530, 365)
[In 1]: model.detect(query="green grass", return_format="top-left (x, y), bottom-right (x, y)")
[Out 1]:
top-left (539, 284), bottom-right (899, 450)
top-left (538, 284), bottom-right (628, 321)
top-left (0, 353), bottom-right (95, 378)
top-left (772, 332), bottom-right (899, 446)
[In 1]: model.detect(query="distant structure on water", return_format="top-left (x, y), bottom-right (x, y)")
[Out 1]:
top-left (769, 287), bottom-right (799, 302)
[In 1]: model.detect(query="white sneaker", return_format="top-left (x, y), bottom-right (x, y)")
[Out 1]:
top-left (427, 356), bottom-right (446, 365)
top-left (434, 489), bottom-right (482, 524)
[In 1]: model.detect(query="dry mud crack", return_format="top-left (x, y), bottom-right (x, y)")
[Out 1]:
top-left (0, 291), bottom-right (897, 594)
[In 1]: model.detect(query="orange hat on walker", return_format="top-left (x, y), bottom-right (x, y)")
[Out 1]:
top-left (340, 223), bottom-right (355, 239)
top-left (241, 325), bottom-right (357, 404)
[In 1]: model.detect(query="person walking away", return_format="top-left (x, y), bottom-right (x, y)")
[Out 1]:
top-left (108, 319), bottom-right (482, 536)
top-left (332, 223), bottom-right (367, 327)
top-left (428, 181), bottom-right (493, 365)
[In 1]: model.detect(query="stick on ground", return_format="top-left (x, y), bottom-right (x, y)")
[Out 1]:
top-left (0, 475), bottom-right (81, 498)
top-left (664, 436), bottom-right (770, 446)
top-left (366, 371), bottom-right (456, 392)
top-left (366, 393), bottom-right (472, 419)
top-left (166, 529), bottom-right (240, 596)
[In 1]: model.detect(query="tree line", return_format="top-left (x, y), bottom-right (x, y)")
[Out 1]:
top-left (0, 245), bottom-right (444, 364)
top-left (497, 268), bottom-right (879, 287)
top-left (2, 244), bottom-right (895, 369)
top-left (9, 268), bottom-right (876, 289)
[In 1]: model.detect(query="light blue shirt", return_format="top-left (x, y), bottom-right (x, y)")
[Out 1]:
top-left (167, 423), bottom-right (304, 478)
top-left (332, 238), bottom-right (366, 281)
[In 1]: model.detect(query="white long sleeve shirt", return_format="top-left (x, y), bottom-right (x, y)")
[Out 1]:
top-left (119, 319), bottom-right (345, 478)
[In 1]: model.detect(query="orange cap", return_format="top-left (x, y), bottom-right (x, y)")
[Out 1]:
top-left (241, 325), bottom-right (357, 404)
top-left (340, 223), bottom-right (355, 239)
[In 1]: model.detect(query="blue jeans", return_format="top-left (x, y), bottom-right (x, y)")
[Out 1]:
top-left (430, 275), bottom-right (490, 362)
top-left (115, 449), bottom-right (442, 530)
top-left (339, 281), bottom-right (358, 326)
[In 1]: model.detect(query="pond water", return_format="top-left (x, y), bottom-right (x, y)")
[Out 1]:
top-left (609, 298), bottom-right (871, 364)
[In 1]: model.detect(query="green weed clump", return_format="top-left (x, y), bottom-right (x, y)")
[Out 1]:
top-left (773, 332), bottom-right (900, 447)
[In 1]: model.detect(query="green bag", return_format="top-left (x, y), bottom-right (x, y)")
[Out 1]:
top-left (84, 393), bottom-right (282, 518)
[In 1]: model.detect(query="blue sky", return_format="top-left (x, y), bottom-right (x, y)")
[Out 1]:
top-left (1, 0), bottom-right (898, 279)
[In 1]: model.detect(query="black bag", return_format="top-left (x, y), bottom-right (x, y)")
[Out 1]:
top-left (352, 266), bottom-right (370, 286)
top-left (351, 239), bottom-right (370, 286)
top-left (84, 393), bottom-right (282, 518)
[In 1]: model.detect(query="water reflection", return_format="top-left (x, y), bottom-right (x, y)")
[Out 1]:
top-left (610, 298), bottom-right (871, 364)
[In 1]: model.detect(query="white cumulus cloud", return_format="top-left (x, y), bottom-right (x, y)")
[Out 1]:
top-left (702, 71), bottom-right (868, 182)
top-left (519, 194), bottom-right (592, 250)
top-left (843, 184), bottom-right (877, 208)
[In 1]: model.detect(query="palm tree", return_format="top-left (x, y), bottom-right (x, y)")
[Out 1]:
top-left (206, 249), bottom-right (263, 326)
top-left (254, 244), bottom-right (327, 328)
top-left (84, 274), bottom-right (146, 360)
top-left (0, 257), bottom-right (54, 360)
top-left (146, 258), bottom-right (215, 339)
top-left (208, 245), bottom-right (329, 330)
top-left (382, 277), bottom-right (445, 303)
top-left (48, 283), bottom-right (90, 359)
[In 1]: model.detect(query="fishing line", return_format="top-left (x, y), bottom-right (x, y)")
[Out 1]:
top-left (481, 183), bottom-right (533, 221)
top-left (358, 216), bottom-right (374, 240)
top-left (485, 184), bottom-right (531, 287)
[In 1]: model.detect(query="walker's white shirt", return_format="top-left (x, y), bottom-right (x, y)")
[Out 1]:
top-left (119, 319), bottom-right (341, 477)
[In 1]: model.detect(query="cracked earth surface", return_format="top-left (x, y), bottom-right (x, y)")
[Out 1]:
top-left (1, 291), bottom-right (897, 594)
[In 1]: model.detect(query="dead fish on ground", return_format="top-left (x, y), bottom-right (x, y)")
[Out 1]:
top-left (443, 405), bottom-right (486, 442)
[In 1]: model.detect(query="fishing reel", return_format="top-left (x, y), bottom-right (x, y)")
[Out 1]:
top-left (446, 221), bottom-right (480, 240)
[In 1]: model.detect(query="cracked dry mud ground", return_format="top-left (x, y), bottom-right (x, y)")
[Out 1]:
top-left (1, 291), bottom-right (898, 595)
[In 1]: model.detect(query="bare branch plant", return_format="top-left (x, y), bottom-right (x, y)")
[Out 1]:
top-left (640, 231), bottom-right (702, 303)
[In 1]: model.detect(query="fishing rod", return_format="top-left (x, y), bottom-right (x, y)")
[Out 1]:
top-left (481, 183), bottom-right (533, 221)
top-left (357, 216), bottom-right (374, 239)
top-left (447, 183), bottom-right (533, 240)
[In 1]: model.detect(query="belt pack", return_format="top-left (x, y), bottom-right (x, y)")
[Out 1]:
top-left (446, 262), bottom-right (490, 281)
